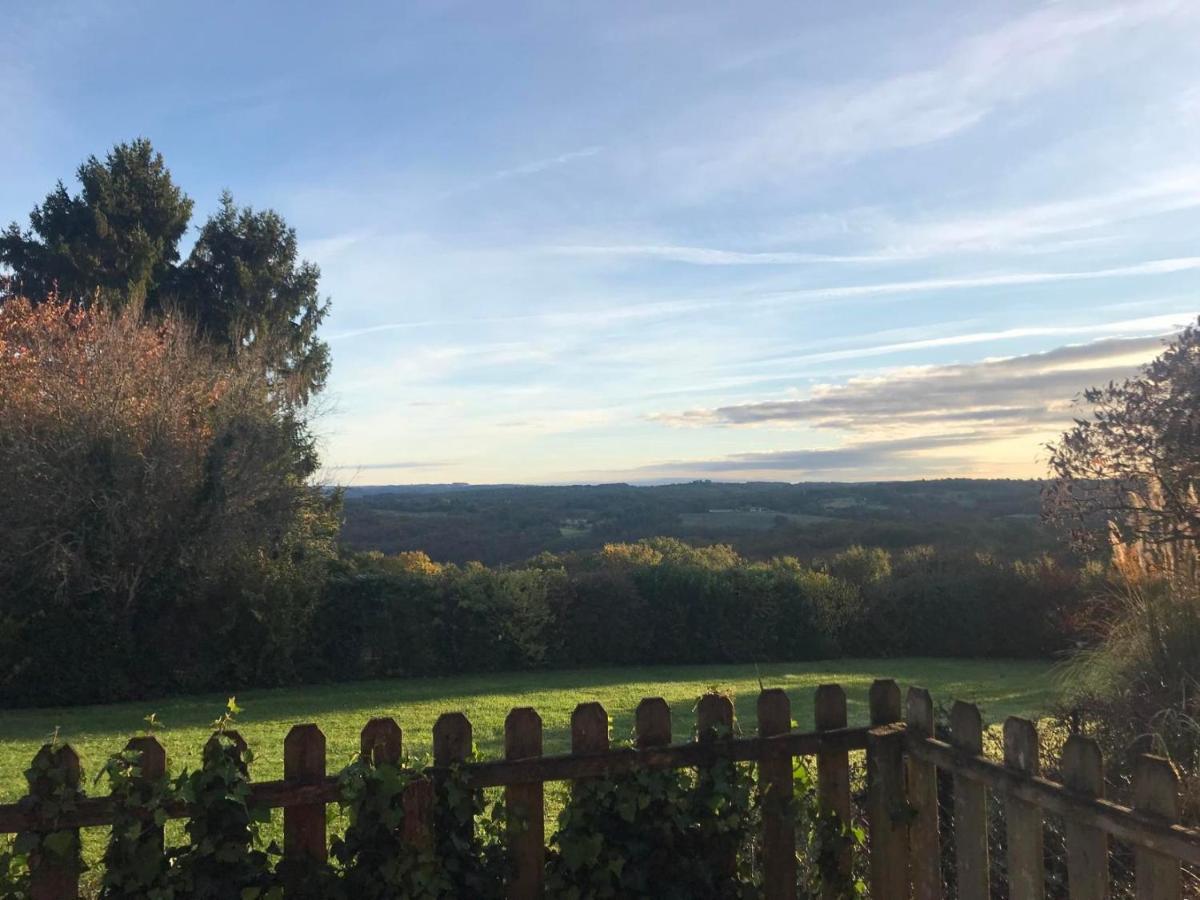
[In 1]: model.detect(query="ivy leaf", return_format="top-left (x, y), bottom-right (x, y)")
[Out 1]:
top-left (42, 831), bottom-right (75, 859)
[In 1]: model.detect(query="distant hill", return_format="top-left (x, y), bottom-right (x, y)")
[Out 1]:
top-left (338, 479), bottom-right (1055, 567)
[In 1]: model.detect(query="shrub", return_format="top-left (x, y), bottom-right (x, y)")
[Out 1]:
top-left (0, 298), bottom-right (337, 706)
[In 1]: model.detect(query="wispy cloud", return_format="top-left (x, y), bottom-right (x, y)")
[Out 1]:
top-left (326, 460), bottom-right (450, 471)
top-left (874, 167), bottom-right (1200, 256)
top-left (440, 146), bottom-right (603, 198)
top-left (547, 244), bottom-right (905, 266)
top-left (666, 0), bottom-right (1192, 191)
top-left (755, 258), bottom-right (1200, 307)
top-left (735, 312), bottom-right (1198, 371)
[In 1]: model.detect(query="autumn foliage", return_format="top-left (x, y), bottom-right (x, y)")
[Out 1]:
top-left (0, 297), bottom-right (337, 705)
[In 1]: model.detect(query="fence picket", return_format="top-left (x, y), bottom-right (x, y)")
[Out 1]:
top-left (1134, 755), bottom-right (1180, 900)
top-left (906, 687), bottom-right (941, 900)
top-left (697, 692), bottom-right (737, 881)
top-left (759, 689), bottom-right (796, 900)
top-left (360, 717), bottom-right (402, 765)
top-left (571, 702), bottom-right (609, 779)
top-left (867, 721), bottom-right (910, 899)
top-left (816, 684), bottom-right (852, 900)
top-left (1062, 735), bottom-right (1108, 900)
top-left (505, 707), bottom-right (544, 900)
top-left (125, 736), bottom-right (167, 864)
top-left (434, 712), bottom-right (474, 849)
top-left (870, 679), bottom-right (902, 725)
top-left (27, 744), bottom-right (81, 900)
top-left (951, 701), bottom-right (989, 900)
top-left (635, 697), bottom-right (671, 748)
top-left (283, 724), bottom-right (327, 879)
top-left (1004, 718), bottom-right (1044, 900)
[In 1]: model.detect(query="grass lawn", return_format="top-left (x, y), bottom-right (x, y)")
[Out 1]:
top-left (0, 657), bottom-right (1061, 885)
top-left (0, 657), bottom-right (1058, 804)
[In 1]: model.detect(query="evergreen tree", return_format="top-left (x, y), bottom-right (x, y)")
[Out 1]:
top-left (169, 193), bottom-right (331, 404)
top-left (0, 138), bottom-right (192, 307)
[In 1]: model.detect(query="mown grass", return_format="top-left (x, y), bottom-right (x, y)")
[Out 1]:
top-left (0, 658), bottom-right (1057, 884)
top-left (0, 658), bottom-right (1057, 801)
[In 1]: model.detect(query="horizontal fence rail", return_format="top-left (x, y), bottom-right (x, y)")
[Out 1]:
top-left (2, 679), bottom-right (1200, 899)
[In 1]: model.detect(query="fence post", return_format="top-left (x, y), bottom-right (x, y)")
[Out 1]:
top-left (505, 707), bottom-right (544, 900)
top-left (27, 744), bottom-right (82, 900)
top-left (1061, 735), bottom-right (1108, 900)
top-left (758, 689), bottom-right (796, 900)
top-left (950, 701), bottom-right (989, 900)
top-left (283, 723), bottom-right (327, 885)
top-left (906, 687), bottom-right (941, 900)
top-left (1133, 754), bottom-right (1180, 900)
top-left (1003, 718), bottom-right (1044, 900)
top-left (125, 736), bottom-right (167, 861)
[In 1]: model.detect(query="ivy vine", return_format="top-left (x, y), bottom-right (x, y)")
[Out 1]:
top-left (331, 748), bottom-right (508, 899)
top-left (7, 736), bottom-right (85, 897)
top-left (546, 732), bottom-right (758, 899)
top-left (96, 735), bottom-right (173, 898)
top-left (168, 700), bottom-right (280, 900)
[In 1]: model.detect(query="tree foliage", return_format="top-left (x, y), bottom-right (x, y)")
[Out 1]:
top-left (0, 139), bottom-right (330, 403)
top-left (1047, 319), bottom-right (1200, 548)
top-left (0, 139), bottom-right (192, 309)
top-left (169, 193), bottom-right (330, 405)
top-left (0, 297), bottom-right (338, 705)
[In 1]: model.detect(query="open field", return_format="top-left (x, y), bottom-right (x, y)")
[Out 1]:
top-left (0, 658), bottom-right (1058, 802)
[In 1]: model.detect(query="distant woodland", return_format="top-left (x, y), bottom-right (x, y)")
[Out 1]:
top-left (339, 478), bottom-right (1055, 566)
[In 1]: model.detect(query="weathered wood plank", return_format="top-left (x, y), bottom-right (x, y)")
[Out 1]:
top-left (635, 697), bottom-right (671, 749)
top-left (870, 679), bottom-right (902, 725)
top-left (759, 689), bottom-right (796, 900)
top-left (28, 744), bottom-right (81, 900)
top-left (1061, 735), bottom-right (1108, 900)
top-left (505, 708), bottom-right (544, 900)
top-left (817, 684), bottom-right (853, 900)
top-left (868, 723), bottom-right (910, 900)
top-left (697, 692), bottom-right (737, 881)
top-left (697, 692), bottom-right (734, 742)
top-left (283, 724), bottom-right (327, 877)
top-left (360, 717), bottom-right (402, 766)
top-left (1004, 717), bottom-right (1044, 900)
top-left (906, 687), bottom-right (941, 900)
top-left (434, 712), bottom-right (474, 848)
top-left (905, 734), bottom-right (1200, 867)
top-left (571, 701), bottom-right (609, 791)
top-left (1134, 755), bottom-right (1180, 900)
top-left (125, 736), bottom-right (167, 863)
top-left (951, 701), bottom-right (989, 900)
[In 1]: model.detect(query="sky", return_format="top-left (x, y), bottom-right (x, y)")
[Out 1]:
top-left (4, 0), bottom-right (1200, 485)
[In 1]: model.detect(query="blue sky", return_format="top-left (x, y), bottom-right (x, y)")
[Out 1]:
top-left (5, 0), bottom-right (1200, 484)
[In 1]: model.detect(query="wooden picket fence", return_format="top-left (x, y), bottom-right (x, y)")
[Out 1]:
top-left (3, 679), bottom-right (1200, 898)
